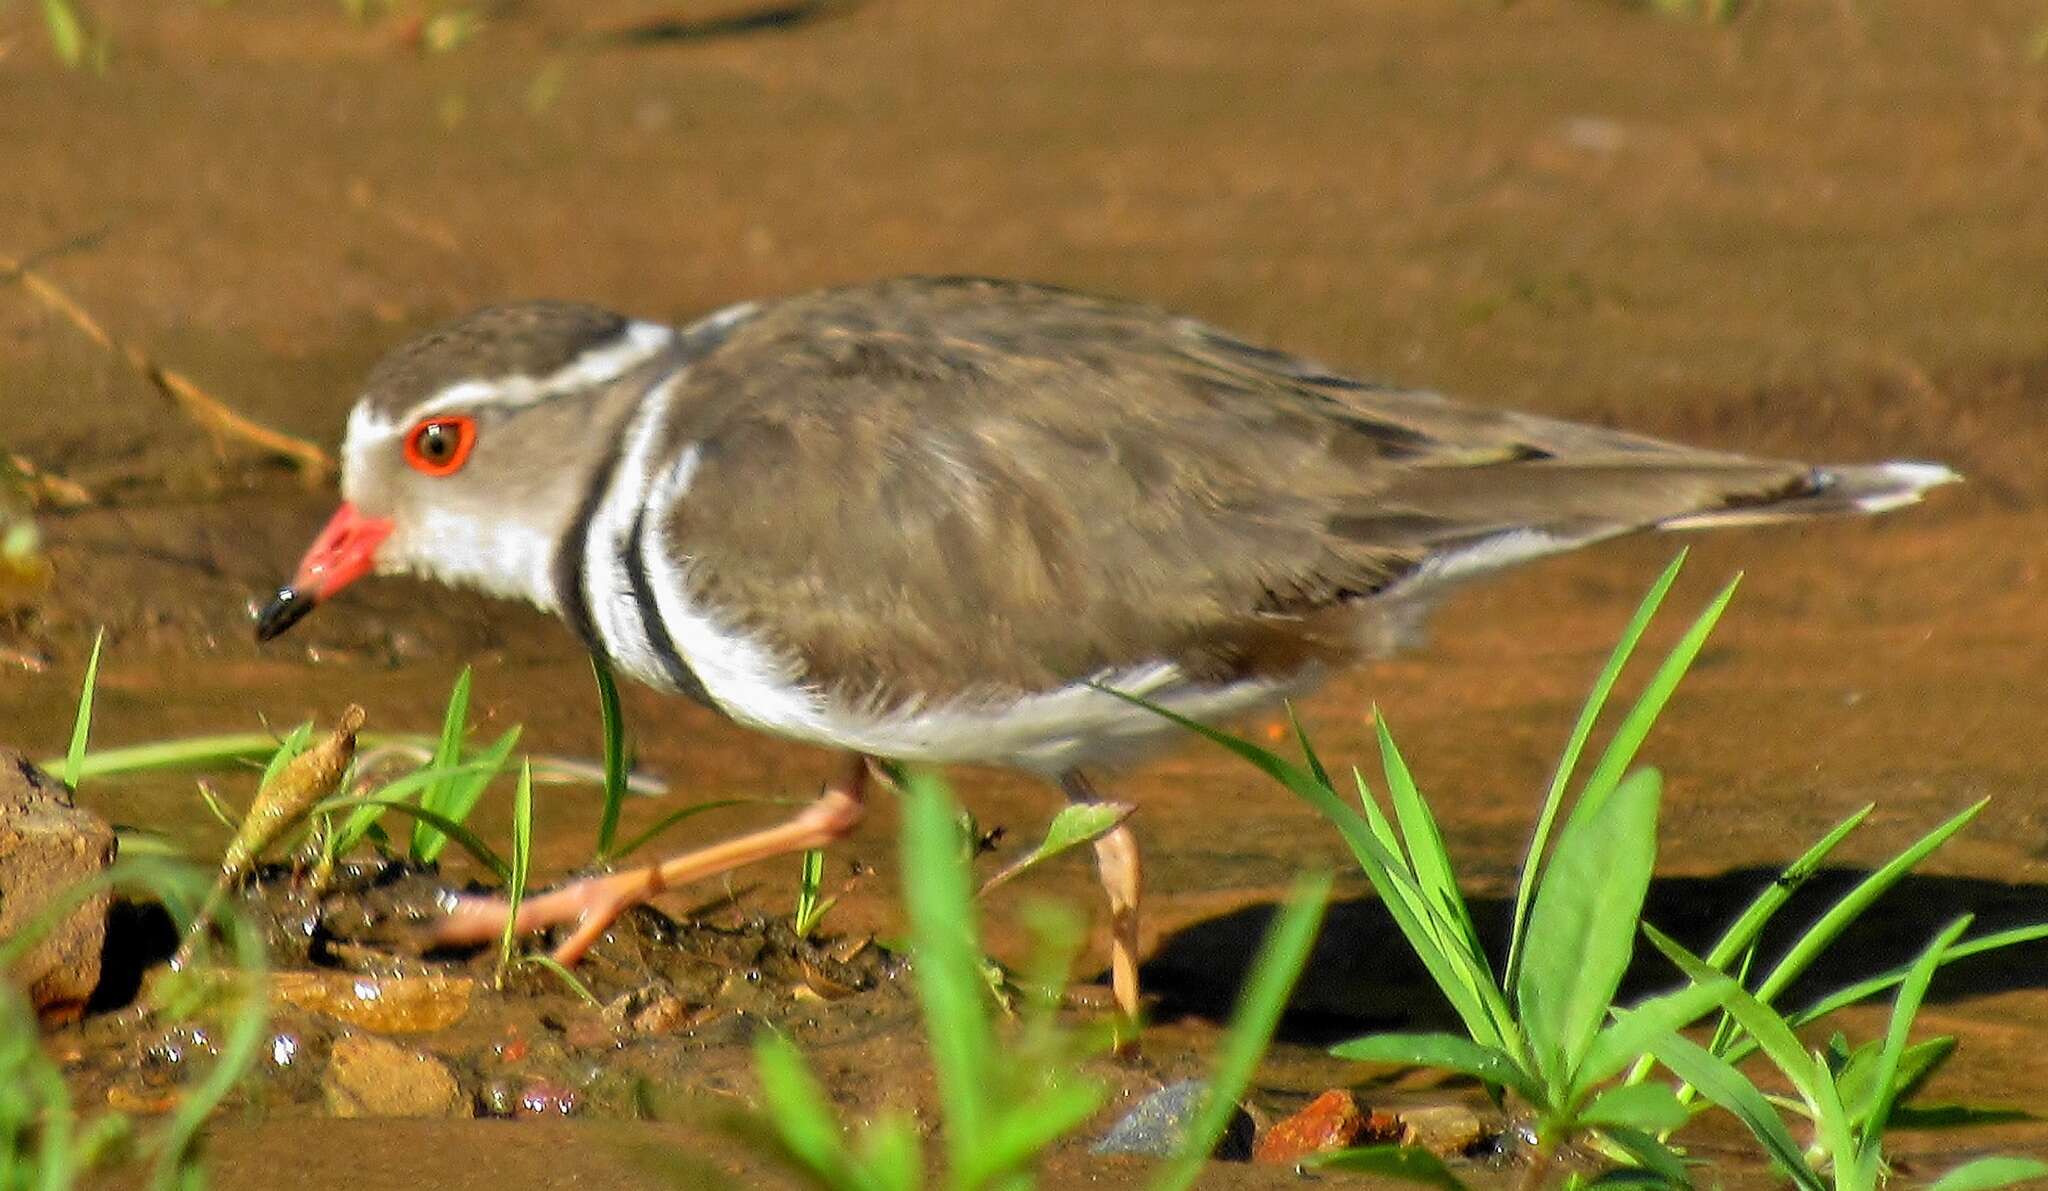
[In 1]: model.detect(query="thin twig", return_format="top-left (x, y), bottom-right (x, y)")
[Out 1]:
top-left (1, 252), bottom-right (334, 487)
top-left (0, 227), bottom-right (109, 284)
top-left (7, 454), bottom-right (94, 508)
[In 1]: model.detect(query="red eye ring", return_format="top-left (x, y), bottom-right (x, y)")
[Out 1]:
top-left (403, 416), bottom-right (478, 476)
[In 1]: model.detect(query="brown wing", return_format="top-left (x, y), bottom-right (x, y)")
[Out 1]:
top-left (651, 277), bottom-right (1810, 704)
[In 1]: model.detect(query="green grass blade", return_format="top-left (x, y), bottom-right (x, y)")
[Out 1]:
top-left (1640, 1025), bottom-right (1824, 1191)
top-left (1353, 766), bottom-right (1405, 859)
top-left (61, 627), bottom-right (105, 789)
top-left (1506, 552), bottom-right (1685, 994)
top-left (1152, 869), bottom-right (1330, 1191)
top-left (1338, 771), bottom-right (1512, 1047)
top-left (1595, 1124), bottom-right (1694, 1189)
top-left (1517, 768), bottom-right (1662, 1092)
top-left (976, 801), bottom-right (1132, 898)
top-left (794, 847), bottom-right (827, 937)
top-left (1331, 1032), bottom-right (1543, 1104)
top-left (1287, 702), bottom-right (1335, 790)
top-left (1377, 715), bottom-right (1494, 992)
top-left (1354, 756), bottom-right (1510, 1046)
top-left (496, 761), bottom-right (535, 980)
top-left (40, 732), bottom-right (282, 781)
top-left (590, 655), bottom-right (629, 862)
top-left (39, 0), bottom-right (85, 67)
top-left (610, 799), bottom-right (752, 862)
top-left (972, 1079), bottom-right (1107, 1187)
top-left (42, 730), bottom-right (460, 783)
top-left (1091, 682), bottom-right (1331, 806)
top-left (1641, 925), bottom-right (1810, 1080)
top-left (1579, 978), bottom-right (1733, 1089)
top-left (1580, 1082), bottom-right (1691, 1134)
top-left (412, 666), bottom-right (473, 856)
top-left (1838, 1036), bottom-right (1951, 1128)
top-left (900, 770), bottom-right (994, 1173)
top-left (1809, 1054), bottom-right (1865, 1191)
top-left (1703, 804), bottom-right (1873, 970)
top-left (1863, 917), bottom-right (1973, 1144)
top-left (1099, 684), bottom-right (1511, 1047)
top-left (1629, 805), bottom-right (1877, 1088)
top-left (327, 760), bottom-right (446, 861)
top-left (311, 793), bottom-right (512, 882)
top-left (854, 1112), bottom-right (922, 1191)
top-left (751, 1031), bottom-right (868, 1190)
top-left (1887, 1102), bottom-right (2034, 1130)
top-left (1784, 923), bottom-right (2048, 1030)
top-left (91, 858), bottom-right (271, 1191)
top-left (1752, 799), bottom-right (1987, 1006)
top-left (516, 953), bottom-right (600, 1007)
top-left (1345, 764), bottom-right (1495, 1029)
top-left (414, 725), bottom-right (520, 864)
top-left (1927, 1156), bottom-right (2048, 1191)
top-left (1575, 574), bottom-right (1737, 821)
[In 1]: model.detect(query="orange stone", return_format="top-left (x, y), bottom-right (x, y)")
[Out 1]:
top-left (1253, 1089), bottom-right (1397, 1165)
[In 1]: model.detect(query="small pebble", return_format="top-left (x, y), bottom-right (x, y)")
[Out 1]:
top-left (321, 1032), bottom-right (469, 1119)
top-left (1092, 1079), bottom-right (1255, 1160)
top-left (1399, 1104), bottom-right (1486, 1157)
top-left (1253, 1089), bottom-right (1400, 1164)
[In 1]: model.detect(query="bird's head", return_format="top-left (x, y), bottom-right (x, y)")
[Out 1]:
top-left (256, 301), bottom-right (677, 641)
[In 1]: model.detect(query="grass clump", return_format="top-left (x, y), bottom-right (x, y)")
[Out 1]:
top-left (1128, 553), bottom-right (2046, 1188)
top-left (1639, 922), bottom-right (2047, 1191)
top-left (745, 768), bottom-right (1331, 1190)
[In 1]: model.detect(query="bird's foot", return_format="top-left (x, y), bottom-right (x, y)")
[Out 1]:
top-left (429, 870), bottom-right (652, 965)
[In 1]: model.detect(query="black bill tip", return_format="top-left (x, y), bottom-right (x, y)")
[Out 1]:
top-left (254, 586), bottom-right (314, 642)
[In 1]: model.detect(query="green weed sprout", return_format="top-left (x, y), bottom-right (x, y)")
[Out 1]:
top-left (483, 759), bottom-right (598, 1005)
top-left (975, 802), bottom-right (1133, 900)
top-left (791, 849), bottom-right (835, 940)
top-left (1128, 552), bottom-right (2047, 1187)
top-left (1099, 554), bottom-right (1733, 1182)
top-left (495, 760), bottom-right (535, 985)
top-left (292, 668), bottom-right (517, 882)
top-left (1606, 798), bottom-right (2048, 1115)
top-left (1639, 924), bottom-right (2048, 1191)
top-left (746, 769), bottom-right (1330, 1190)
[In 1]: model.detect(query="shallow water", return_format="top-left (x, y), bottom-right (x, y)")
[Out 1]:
top-left (6, 0), bottom-right (2047, 1185)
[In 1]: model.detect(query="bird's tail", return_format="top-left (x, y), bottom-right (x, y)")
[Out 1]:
top-left (1655, 461), bottom-right (1960, 531)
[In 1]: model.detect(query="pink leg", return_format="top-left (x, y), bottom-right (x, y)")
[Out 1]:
top-left (1062, 771), bottom-right (1145, 1024)
top-left (432, 754), bottom-right (871, 964)
top-left (1093, 822), bottom-right (1145, 1022)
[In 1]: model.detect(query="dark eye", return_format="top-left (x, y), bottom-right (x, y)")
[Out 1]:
top-left (403, 416), bottom-right (477, 476)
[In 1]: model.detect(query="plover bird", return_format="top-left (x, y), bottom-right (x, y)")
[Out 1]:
top-left (256, 276), bottom-right (1956, 1016)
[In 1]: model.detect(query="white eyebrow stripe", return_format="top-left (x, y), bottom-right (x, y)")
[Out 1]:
top-left (408, 320), bottom-right (678, 418)
top-left (684, 300), bottom-right (759, 338)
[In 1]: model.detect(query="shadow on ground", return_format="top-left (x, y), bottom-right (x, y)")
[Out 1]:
top-left (1140, 868), bottom-right (2048, 1046)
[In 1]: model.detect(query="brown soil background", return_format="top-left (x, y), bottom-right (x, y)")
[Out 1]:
top-left (4, 0), bottom-right (2047, 1186)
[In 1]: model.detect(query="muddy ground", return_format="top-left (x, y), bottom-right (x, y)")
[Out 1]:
top-left (4, 0), bottom-right (2047, 1186)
